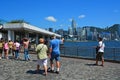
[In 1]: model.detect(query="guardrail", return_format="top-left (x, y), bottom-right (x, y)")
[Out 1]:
top-left (26, 43), bottom-right (120, 62)
top-left (60, 46), bottom-right (120, 62)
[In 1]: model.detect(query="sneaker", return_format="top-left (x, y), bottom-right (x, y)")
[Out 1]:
top-left (55, 71), bottom-right (59, 74)
top-left (43, 72), bottom-right (47, 76)
top-left (47, 67), bottom-right (54, 73)
top-left (47, 67), bottom-right (51, 71)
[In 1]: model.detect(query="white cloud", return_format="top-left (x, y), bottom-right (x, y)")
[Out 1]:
top-left (45, 16), bottom-right (57, 22)
top-left (78, 15), bottom-right (86, 19)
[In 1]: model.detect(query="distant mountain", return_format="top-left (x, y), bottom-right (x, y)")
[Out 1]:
top-left (90, 26), bottom-right (104, 32)
top-left (83, 26), bottom-right (105, 32)
top-left (107, 24), bottom-right (120, 33)
top-left (83, 24), bottom-right (120, 33)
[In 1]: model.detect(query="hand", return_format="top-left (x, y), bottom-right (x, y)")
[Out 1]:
top-left (47, 53), bottom-right (51, 58)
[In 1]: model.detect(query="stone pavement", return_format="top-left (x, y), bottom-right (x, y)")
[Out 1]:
top-left (0, 53), bottom-right (120, 80)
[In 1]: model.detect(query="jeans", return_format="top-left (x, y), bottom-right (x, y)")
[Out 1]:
top-left (24, 49), bottom-right (30, 60)
top-left (15, 50), bottom-right (19, 59)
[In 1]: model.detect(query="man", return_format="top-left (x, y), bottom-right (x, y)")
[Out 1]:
top-left (23, 38), bottom-right (30, 61)
top-left (95, 37), bottom-right (105, 67)
top-left (48, 34), bottom-right (64, 74)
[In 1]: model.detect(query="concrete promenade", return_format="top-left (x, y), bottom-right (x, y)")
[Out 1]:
top-left (0, 53), bottom-right (120, 80)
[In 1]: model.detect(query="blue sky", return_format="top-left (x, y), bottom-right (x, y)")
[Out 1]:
top-left (0, 0), bottom-right (120, 30)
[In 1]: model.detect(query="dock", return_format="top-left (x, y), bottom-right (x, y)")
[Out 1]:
top-left (0, 53), bottom-right (120, 80)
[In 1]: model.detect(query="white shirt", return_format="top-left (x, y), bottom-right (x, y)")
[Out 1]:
top-left (15, 42), bottom-right (20, 48)
top-left (98, 41), bottom-right (105, 52)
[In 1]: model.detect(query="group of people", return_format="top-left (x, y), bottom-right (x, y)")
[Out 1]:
top-left (35, 36), bottom-right (105, 76)
top-left (36, 34), bottom-right (64, 76)
top-left (0, 35), bottom-right (105, 76)
top-left (0, 34), bottom-right (64, 76)
top-left (0, 38), bottom-right (30, 61)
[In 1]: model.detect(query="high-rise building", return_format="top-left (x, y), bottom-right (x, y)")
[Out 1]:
top-left (68, 27), bottom-right (73, 36)
top-left (71, 19), bottom-right (77, 35)
top-left (48, 28), bottom-right (53, 32)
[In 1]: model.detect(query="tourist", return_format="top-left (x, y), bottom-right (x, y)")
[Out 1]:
top-left (8, 40), bottom-right (14, 55)
top-left (3, 40), bottom-right (9, 59)
top-left (36, 38), bottom-right (48, 75)
top-left (95, 37), bottom-right (105, 66)
top-left (0, 39), bottom-right (4, 59)
top-left (23, 38), bottom-right (30, 61)
top-left (14, 40), bottom-right (20, 59)
top-left (48, 34), bottom-right (64, 74)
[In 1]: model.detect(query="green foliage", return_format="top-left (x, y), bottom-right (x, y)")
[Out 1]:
top-left (7, 20), bottom-right (29, 24)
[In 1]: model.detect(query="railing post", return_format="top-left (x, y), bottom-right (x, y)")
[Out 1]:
top-left (113, 48), bottom-right (116, 61)
top-left (93, 47), bottom-right (95, 59)
top-left (77, 47), bottom-right (78, 57)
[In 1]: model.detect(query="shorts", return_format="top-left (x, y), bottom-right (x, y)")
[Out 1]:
top-left (96, 52), bottom-right (104, 60)
top-left (50, 53), bottom-right (60, 61)
top-left (37, 59), bottom-right (47, 66)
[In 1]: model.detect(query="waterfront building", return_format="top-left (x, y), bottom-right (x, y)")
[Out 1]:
top-left (0, 23), bottom-right (61, 44)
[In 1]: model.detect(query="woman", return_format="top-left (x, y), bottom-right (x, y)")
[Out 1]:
top-left (4, 40), bottom-right (9, 59)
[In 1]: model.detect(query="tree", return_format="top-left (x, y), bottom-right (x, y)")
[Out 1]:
top-left (7, 19), bottom-right (29, 24)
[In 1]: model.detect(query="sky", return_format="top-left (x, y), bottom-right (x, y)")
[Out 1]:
top-left (0, 0), bottom-right (120, 30)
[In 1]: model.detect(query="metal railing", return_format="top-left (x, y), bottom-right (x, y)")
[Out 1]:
top-left (26, 44), bottom-right (120, 62)
top-left (60, 46), bottom-right (120, 62)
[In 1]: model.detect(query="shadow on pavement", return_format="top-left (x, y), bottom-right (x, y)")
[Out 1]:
top-left (85, 63), bottom-right (98, 66)
top-left (26, 69), bottom-right (45, 75)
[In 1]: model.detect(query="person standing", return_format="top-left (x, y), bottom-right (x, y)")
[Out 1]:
top-left (95, 37), bottom-right (105, 67)
top-left (23, 38), bottom-right (30, 61)
top-left (0, 39), bottom-right (4, 59)
top-left (8, 40), bottom-right (14, 55)
top-left (3, 40), bottom-right (9, 59)
top-left (36, 38), bottom-right (48, 75)
top-left (48, 34), bottom-right (64, 74)
top-left (14, 40), bottom-right (20, 59)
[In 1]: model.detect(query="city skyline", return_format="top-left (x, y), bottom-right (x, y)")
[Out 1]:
top-left (0, 0), bottom-right (120, 30)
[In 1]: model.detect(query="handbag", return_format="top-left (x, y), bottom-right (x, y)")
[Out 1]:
top-left (96, 46), bottom-right (100, 53)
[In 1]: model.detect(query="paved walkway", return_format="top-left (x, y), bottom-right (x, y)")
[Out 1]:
top-left (0, 53), bottom-right (120, 80)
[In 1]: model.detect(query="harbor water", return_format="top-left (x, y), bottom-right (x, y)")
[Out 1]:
top-left (60, 41), bottom-right (120, 61)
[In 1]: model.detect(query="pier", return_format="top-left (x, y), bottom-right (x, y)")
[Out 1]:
top-left (0, 53), bottom-right (120, 80)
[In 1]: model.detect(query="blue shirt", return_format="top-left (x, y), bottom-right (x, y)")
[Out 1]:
top-left (50, 39), bottom-right (62, 54)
